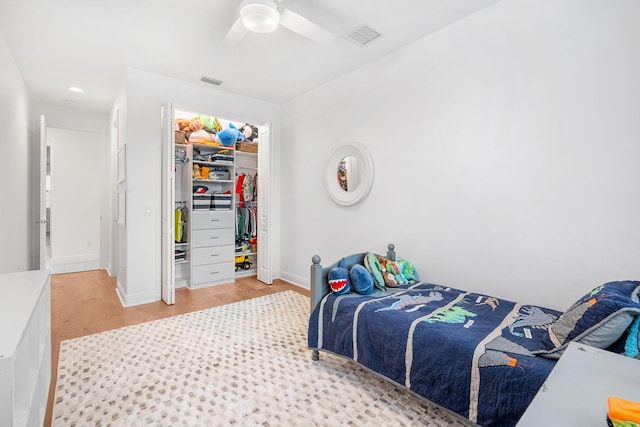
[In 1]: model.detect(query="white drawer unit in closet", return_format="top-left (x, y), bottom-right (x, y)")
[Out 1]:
top-left (192, 210), bottom-right (235, 230)
top-left (190, 210), bottom-right (235, 288)
top-left (191, 228), bottom-right (235, 248)
top-left (192, 245), bottom-right (235, 266)
top-left (192, 262), bottom-right (235, 286)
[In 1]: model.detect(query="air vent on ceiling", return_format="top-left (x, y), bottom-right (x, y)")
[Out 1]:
top-left (344, 25), bottom-right (381, 46)
top-left (201, 76), bottom-right (223, 86)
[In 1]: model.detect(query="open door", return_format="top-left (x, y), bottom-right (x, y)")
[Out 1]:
top-left (257, 124), bottom-right (272, 284)
top-left (160, 104), bottom-right (175, 304)
top-left (36, 115), bottom-right (49, 270)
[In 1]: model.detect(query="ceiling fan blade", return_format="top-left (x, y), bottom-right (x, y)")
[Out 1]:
top-left (279, 8), bottom-right (335, 46)
top-left (224, 17), bottom-right (249, 44)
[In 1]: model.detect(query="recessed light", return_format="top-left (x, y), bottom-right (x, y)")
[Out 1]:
top-left (68, 87), bottom-right (84, 93)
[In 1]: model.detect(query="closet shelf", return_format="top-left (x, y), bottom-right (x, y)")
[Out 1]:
top-left (193, 160), bottom-right (233, 167)
top-left (191, 143), bottom-right (235, 151)
top-left (193, 179), bottom-right (234, 184)
top-left (235, 251), bottom-right (257, 256)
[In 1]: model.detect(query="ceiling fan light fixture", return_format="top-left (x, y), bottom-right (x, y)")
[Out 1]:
top-left (240, 0), bottom-right (280, 33)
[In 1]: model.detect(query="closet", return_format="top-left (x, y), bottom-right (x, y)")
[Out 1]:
top-left (161, 105), bottom-right (271, 305)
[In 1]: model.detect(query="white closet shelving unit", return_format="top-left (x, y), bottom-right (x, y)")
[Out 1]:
top-left (189, 140), bottom-right (236, 289)
top-left (162, 106), bottom-right (269, 305)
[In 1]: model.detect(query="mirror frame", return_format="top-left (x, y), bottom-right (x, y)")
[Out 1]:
top-left (325, 143), bottom-right (374, 206)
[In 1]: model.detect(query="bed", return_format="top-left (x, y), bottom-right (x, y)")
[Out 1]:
top-left (307, 244), bottom-right (640, 427)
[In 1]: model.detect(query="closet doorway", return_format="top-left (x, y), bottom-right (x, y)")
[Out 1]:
top-left (161, 104), bottom-right (273, 304)
top-left (48, 127), bottom-right (105, 274)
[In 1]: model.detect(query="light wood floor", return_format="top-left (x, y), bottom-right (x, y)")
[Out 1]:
top-left (44, 270), bottom-right (309, 426)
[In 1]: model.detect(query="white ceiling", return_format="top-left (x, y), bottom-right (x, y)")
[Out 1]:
top-left (0, 0), bottom-right (501, 113)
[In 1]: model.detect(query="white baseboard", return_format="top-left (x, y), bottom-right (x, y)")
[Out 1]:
top-left (115, 279), bottom-right (157, 307)
top-left (51, 261), bottom-right (100, 274)
top-left (51, 253), bottom-right (99, 264)
top-left (51, 254), bottom-right (100, 274)
top-left (279, 271), bottom-right (309, 290)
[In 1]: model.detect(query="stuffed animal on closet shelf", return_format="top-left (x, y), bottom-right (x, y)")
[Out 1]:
top-left (197, 115), bottom-right (219, 133)
top-left (193, 164), bottom-right (202, 180)
top-left (239, 124), bottom-right (259, 142)
top-left (188, 129), bottom-right (216, 144)
top-left (175, 117), bottom-right (204, 132)
top-left (215, 123), bottom-right (249, 147)
top-left (175, 118), bottom-right (191, 131)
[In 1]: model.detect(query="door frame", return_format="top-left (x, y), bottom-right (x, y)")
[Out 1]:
top-left (160, 103), bottom-right (175, 304)
top-left (37, 115), bottom-right (48, 270)
top-left (257, 123), bottom-right (272, 284)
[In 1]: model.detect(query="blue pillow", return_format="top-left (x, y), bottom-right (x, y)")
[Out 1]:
top-left (328, 258), bottom-right (351, 295)
top-left (537, 281), bottom-right (640, 359)
top-left (350, 264), bottom-right (374, 295)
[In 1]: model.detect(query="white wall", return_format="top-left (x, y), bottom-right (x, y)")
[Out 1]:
top-left (32, 102), bottom-right (108, 135)
top-left (118, 68), bottom-right (281, 306)
top-left (48, 127), bottom-right (104, 273)
top-left (0, 28), bottom-right (31, 273)
top-left (280, 0), bottom-right (640, 310)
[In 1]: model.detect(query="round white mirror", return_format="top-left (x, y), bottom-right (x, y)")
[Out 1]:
top-left (325, 143), bottom-right (374, 206)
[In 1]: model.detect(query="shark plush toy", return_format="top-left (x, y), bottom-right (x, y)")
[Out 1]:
top-left (216, 123), bottom-right (249, 147)
top-left (328, 258), bottom-right (351, 295)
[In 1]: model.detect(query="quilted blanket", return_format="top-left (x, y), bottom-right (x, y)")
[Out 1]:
top-left (308, 282), bottom-right (562, 426)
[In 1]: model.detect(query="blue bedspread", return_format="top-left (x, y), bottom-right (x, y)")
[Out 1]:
top-left (308, 282), bottom-right (562, 426)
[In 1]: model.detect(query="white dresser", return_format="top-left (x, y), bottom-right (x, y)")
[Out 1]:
top-left (0, 270), bottom-right (51, 427)
top-left (517, 342), bottom-right (640, 426)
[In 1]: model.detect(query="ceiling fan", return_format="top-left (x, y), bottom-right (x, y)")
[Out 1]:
top-left (224, 0), bottom-right (336, 46)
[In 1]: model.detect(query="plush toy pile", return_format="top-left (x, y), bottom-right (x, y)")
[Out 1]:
top-left (328, 252), bottom-right (417, 296)
top-left (175, 115), bottom-right (254, 147)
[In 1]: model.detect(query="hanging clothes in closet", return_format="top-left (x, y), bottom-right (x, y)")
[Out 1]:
top-left (243, 173), bottom-right (254, 203)
top-left (235, 205), bottom-right (257, 252)
top-left (236, 173), bottom-right (246, 205)
top-left (235, 170), bottom-right (258, 253)
top-left (174, 202), bottom-right (188, 243)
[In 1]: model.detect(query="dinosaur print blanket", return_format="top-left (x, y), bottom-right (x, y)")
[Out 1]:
top-left (308, 282), bottom-right (562, 427)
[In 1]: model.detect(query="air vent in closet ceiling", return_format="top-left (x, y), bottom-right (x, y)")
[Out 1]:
top-left (344, 25), bottom-right (381, 46)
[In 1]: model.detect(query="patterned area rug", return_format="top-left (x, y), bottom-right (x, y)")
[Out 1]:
top-left (53, 291), bottom-right (473, 426)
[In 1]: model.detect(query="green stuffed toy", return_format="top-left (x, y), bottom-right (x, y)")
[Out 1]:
top-left (197, 115), bottom-right (216, 132)
top-left (396, 259), bottom-right (417, 283)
